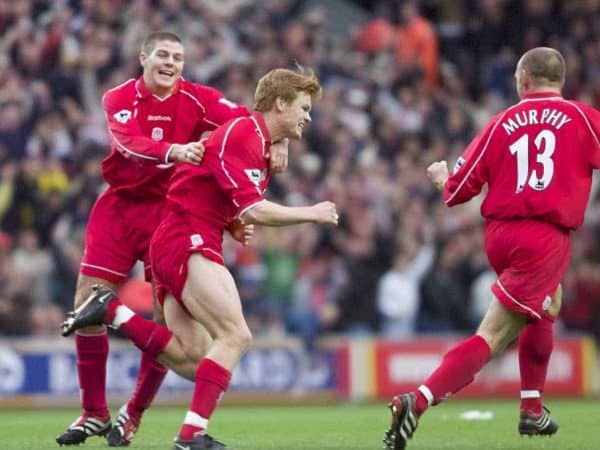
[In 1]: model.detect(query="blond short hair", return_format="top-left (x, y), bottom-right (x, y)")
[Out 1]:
top-left (254, 66), bottom-right (322, 112)
top-left (518, 47), bottom-right (565, 86)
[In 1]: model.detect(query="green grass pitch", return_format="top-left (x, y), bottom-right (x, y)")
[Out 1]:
top-left (0, 399), bottom-right (597, 449)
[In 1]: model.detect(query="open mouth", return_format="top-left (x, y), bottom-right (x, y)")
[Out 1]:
top-left (158, 69), bottom-right (175, 78)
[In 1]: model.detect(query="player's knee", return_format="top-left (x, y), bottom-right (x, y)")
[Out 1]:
top-left (476, 322), bottom-right (516, 356)
top-left (477, 298), bottom-right (526, 356)
top-left (226, 326), bottom-right (253, 353)
top-left (216, 315), bottom-right (253, 351)
top-left (237, 326), bottom-right (253, 352)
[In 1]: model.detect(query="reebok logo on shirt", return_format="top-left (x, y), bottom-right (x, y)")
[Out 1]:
top-left (147, 115), bottom-right (172, 121)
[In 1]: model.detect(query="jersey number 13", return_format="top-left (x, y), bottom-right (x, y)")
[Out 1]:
top-left (508, 130), bottom-right (555, 193)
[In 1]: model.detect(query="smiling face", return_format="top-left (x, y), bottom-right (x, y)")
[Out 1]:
top-left (279, 91), bottom-right (312, 140)
top-left (140, 39), bottom-right (184, 97)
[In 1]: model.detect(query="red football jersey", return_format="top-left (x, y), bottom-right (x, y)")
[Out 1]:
top-left (100, 77), bottom-right (249, 198)
top-left (444, 92), bottom-right (600, 230)
top-left (165, 113), bottom-right (272, 259)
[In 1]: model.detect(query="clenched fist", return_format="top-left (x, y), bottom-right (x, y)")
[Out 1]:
top-left (427, 161), bottom-right (449, 191)
top-left (311, 201), bottom-right (338, 225)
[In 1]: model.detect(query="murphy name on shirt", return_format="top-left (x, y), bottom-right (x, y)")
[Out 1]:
top-left (502, 108), bottom-right (572, 135)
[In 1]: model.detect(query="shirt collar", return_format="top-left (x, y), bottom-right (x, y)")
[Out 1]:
top-left (251, 111), bottom-right (272, 148)
top-left (135, 76), bottom-right (181, 99)
top-left (522, 91), bottom-right (563, 100)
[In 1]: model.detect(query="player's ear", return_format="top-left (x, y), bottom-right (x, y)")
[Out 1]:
top-left (520, 69), bottom-right (531, 89)
top-left (275, 96), bottom-right (286, 112)
top-left (139, 51), bottom-right (147, 67)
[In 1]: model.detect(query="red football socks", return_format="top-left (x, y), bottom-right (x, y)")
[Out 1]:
top-left (518, 319), bottom-right (553, 415)
top-left (128, 353), bottom-right (168, 418)
top-left (75, 330), bottom-right (110, 418)
top-left (415, 335), bottom-right (491, 415)
top-left (107, 299), bottom-right (173, 358)
top-left (179, 358), bottom-right (231, 440)
top-left (105, 298), bottom-right (120, 324)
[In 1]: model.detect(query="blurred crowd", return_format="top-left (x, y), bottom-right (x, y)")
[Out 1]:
top-left (1, 0), bottom-right (600, 349)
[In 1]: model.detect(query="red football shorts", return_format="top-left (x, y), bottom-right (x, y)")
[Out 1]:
top-left (80, 188), bottom-right (167, 283)
top-left (485, 219), bottom-right (571, 321)
top-left (150, 211), bottom-right (226, 312)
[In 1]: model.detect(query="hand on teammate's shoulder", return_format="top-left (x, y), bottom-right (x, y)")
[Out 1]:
top-left (170, 141), bottom-right (205, 165)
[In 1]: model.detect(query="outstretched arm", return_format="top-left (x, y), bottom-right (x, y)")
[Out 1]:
top-left (240, 200), bottom-right (338, 227)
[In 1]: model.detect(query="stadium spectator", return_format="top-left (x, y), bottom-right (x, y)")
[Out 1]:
top-left (417, 238), bottom-right (471, 333)
top-left (377, 233), bottom-right (433, 339)
top-left (353, 1), bottom-right (439, 90)
top-left (336, 199), bottom-right (392, 333)
top-left (287, 242), bottom-right (343, 349)
top-left (0, 99), bottom-right (30, 161)
top-left (262, 227), bottom-right (301, 324)
top-left (561, 230), bottom-right (600, 342)
top-left (0, 231), bottom-right (33, 335)
top-left (11, 229), bottom-right (53, 308)
top-left (393, 1), bottom-right (439, 90)
top-left (0, 291), bottom-right (33, 335)
top-left (384, 47), bottom-right (600, 450)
